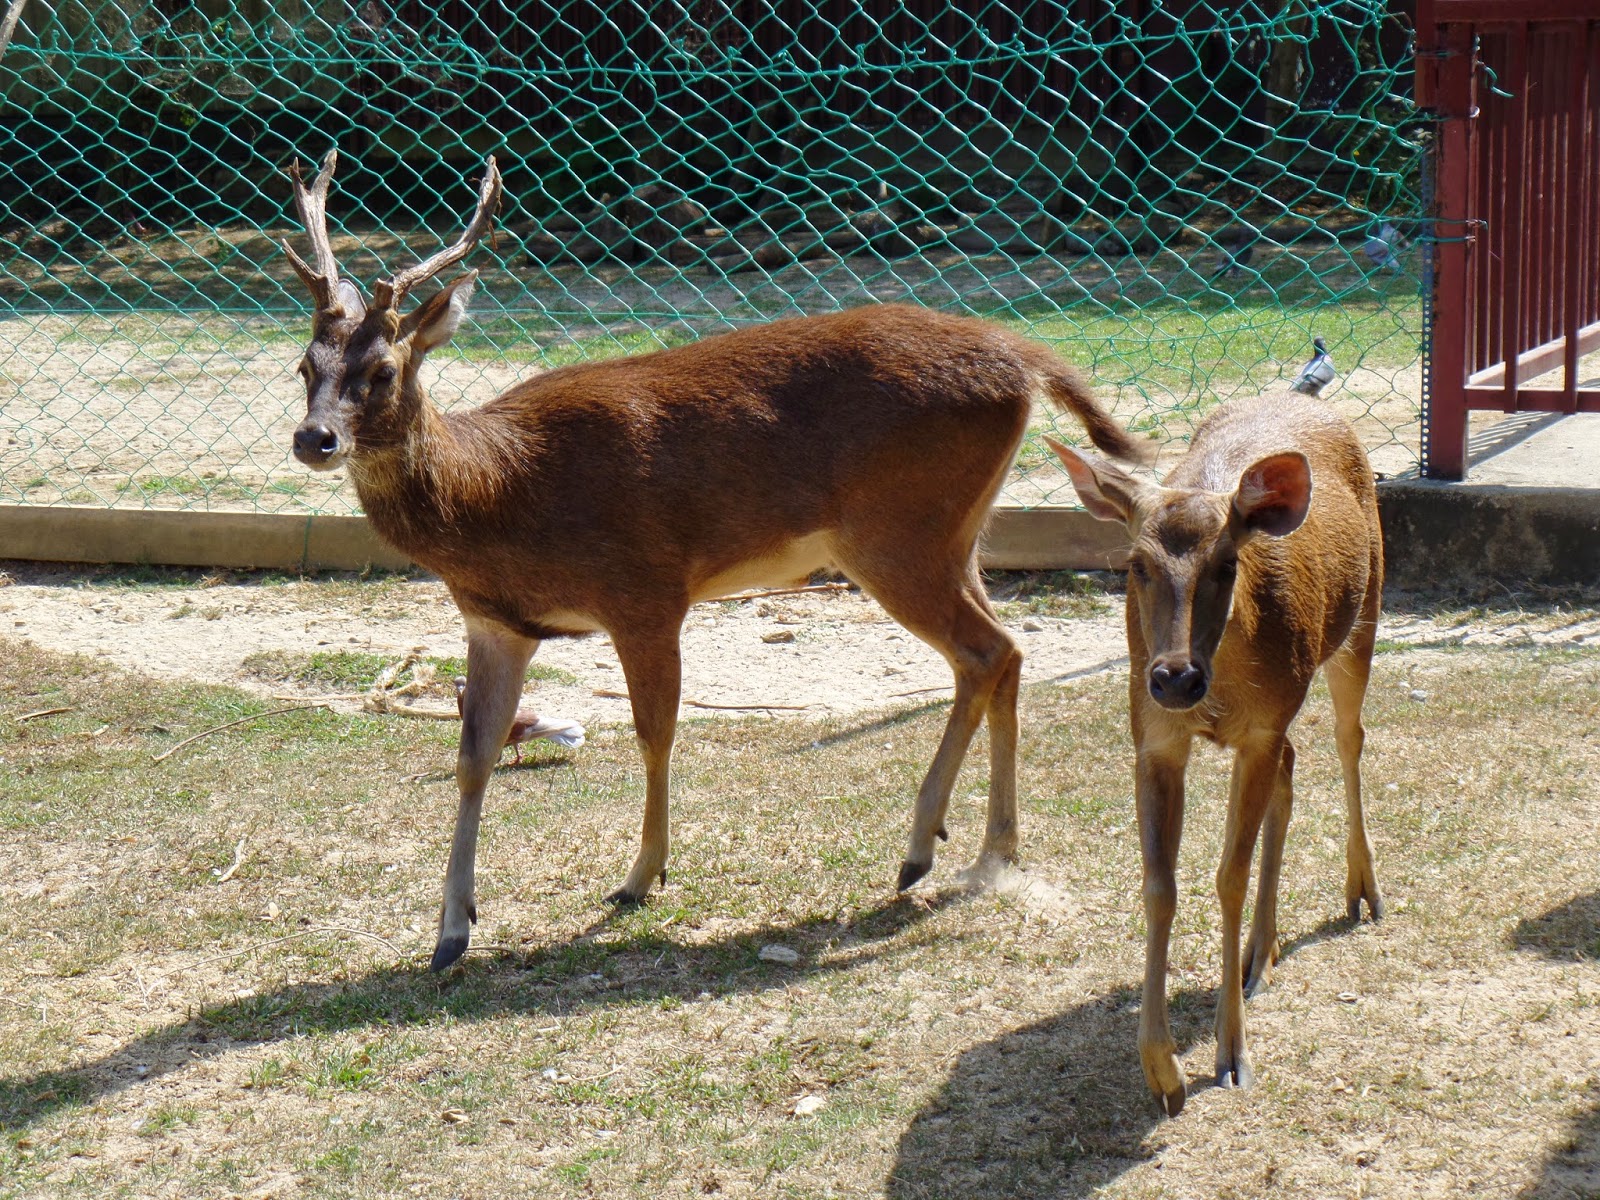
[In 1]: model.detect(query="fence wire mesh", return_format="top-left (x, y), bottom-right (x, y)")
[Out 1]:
top-left (1, 0), bottom-right (1423, 516)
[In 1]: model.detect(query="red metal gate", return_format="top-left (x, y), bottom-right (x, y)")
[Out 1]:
top-left (1417, 0), bottom-right (1600, 480)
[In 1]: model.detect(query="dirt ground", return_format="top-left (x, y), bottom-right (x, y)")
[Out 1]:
top-left (2, 565), bottom-right (1598, 730)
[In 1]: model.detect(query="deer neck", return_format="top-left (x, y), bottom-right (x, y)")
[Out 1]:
top-left (346, 384), bottom-right (519, 559)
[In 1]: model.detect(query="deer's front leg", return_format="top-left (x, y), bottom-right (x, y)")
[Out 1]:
top-left (607, 625), bottom-right (683, 904)
top-left (1244, 738), bottom-right (1295, 998)
top-left (431, 622), bottom-right (535, 971)
top-left (1135, 734), bottom-right (1191, 1117)
top-left (1214, 734), bottom-right (1284, 1088)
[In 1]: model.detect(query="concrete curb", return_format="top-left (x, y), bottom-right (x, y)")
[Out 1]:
top-left (0, 504), bottom-right (1129, 574)
top-left (1377, 481), bottom-right (1600, 590)
top-left (3, 485), bottom-right (1598, 586)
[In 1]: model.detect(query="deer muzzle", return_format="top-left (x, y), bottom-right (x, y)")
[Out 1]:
top-left (1148, 658), bottom-right (1208, 710)
top-left (293, 420), bottom-right (345, 469)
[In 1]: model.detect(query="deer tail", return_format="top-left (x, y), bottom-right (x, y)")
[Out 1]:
top-left (1036, 362), bottom-right (1155, 467)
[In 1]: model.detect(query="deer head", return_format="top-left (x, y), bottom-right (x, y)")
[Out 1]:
top-left (282, 150), bottom-right (502, 470)
top-left (1045, 436), bottom-right (1312, 710)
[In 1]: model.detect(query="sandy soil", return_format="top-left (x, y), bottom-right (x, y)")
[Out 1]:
top-left (2, 567), bottom-right (1598, 731)
top-left (0, 571), bottom-right (1133, 725)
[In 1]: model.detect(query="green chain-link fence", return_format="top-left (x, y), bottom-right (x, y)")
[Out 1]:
top-left (1, 0), bottom-right (1423, 516)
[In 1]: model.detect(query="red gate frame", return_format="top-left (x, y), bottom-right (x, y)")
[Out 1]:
top-left (1416, 0), bottom-right (1600, 479)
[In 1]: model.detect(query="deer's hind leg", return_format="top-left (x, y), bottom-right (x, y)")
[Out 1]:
top-left (606, 619), bottom-right (686, 905)
top-left (1327, 587), bottom-right (1384, 922)
top-left (839, 540), bottom-right (1022, 892)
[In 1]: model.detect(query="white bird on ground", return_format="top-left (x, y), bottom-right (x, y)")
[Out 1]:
top-left (1291, 336), bottom-right (1336, 395)
top-left (453, 677), bottom-right (586, 763)
top-left (1362, 221), bottom-right (1406, 273)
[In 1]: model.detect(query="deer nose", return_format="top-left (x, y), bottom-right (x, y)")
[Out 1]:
top-left (293, 422), bottom-right (341, 466)
top-left (1149, 662), bottom-right (1208, 709)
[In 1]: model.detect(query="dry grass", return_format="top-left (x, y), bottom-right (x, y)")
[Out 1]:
top-left (1, 633), bottom-right (1597, 1199)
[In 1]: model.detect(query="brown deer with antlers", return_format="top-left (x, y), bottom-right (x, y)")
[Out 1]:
top-left (1048, 391), bottom-right (1384, 1116)
top-left (282, 150), bottom-right (1150, 971)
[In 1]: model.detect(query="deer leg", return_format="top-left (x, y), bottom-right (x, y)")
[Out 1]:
top-left (432, 622), bottom-right (536, 971)
top-left (1136, 735), bottom-right (1191, 1117)
top-left (862, 569), bottom-right (1017, 891)
top-left (1328, 621), bottom-right (1383, 922)
top-left (607, 627), bottom-right (683, 904)
top-left (1244, 738), bottom-right (1295, 998)
top-left (1215, 735), bottom-right (1283, 1089)
top-left (980, 630), bottom-right (1024, 870)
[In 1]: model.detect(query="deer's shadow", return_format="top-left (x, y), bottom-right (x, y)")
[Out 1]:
top-left (0, 890), bottom-right (959, 1132)
top-left (887, 983), bottom-right (1221, 1199)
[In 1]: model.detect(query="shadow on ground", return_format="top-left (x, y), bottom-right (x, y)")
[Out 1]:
top-left (1515, 892), bottom-right (1600, 1200)
top-left (1521, 1094), bottom-right (1600, 1200)
top-left (0, 892), bottom-right (960, 1133)
top-left (1513, 891), bottom-right (1600, 964)
top-left (887, 983), bottom-right (1220, 1199)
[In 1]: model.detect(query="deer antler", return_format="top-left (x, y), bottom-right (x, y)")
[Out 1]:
top-left (282, 149), bottom-right (341, 312)
top-left (371, 157), bottom-right (502, 312)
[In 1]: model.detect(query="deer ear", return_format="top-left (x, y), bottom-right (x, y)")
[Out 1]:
top-left (1044, 435), bottom-right (1144, 524)
top-left (1233, 451), bottom-right (1312, 537)
top-left (401, 270), bottom-right (477, 352)
top-left (333, 279), bottom-right (367, 320)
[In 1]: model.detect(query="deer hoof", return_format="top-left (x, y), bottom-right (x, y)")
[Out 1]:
top-left (604, 886), bottom-right (646, 907)
top-left (1347, 892), bottom-right (1384, 922)
top-left (1243, 939), bottom-right (1278, 999)
top-left (1158, 1083), bottom-right (1187, 1118)
top-left (430, 935), bottom-right (469, 973)
top-left (659, 869), bottom-right (668, 887)
top-left (935, 827), bottom-right (948, 842)
top-left (1142, 1044), bottom-right (1186, 1117)
top-left (896, 859), bottom-right (931, 892)
top-left (1216, 1054), bottom-right (1255, 1091)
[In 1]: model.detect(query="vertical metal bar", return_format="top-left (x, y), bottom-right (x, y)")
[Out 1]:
top-left (1535, 32), bottom-right (1555, 365)
top-left (1591, 24), bottom-right (1600, 331)
top-left (1473, 33), bottom-right (1496, 376)
top-left (1425, 22), bottom-right (1477, 479)
top-left (1500, 23), bottom-right (1527, 410)
top-left (1562, 26), bottom-right (1586, 406)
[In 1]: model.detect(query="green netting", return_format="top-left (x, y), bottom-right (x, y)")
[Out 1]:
top-left (0, 0), bottom-right (1423, 515)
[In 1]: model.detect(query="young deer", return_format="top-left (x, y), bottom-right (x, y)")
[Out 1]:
top-left (282, 150), bottom-right (1150, 971)
top-left (1047, 392), bottom-right (1384, 1116)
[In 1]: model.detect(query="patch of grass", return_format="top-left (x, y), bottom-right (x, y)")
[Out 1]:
top-left (117, 474), bottom-right (255, 502)
top-left (988, 569), bottom-right (1119, 621)
top-left (1, 633), bottom-right (1598, 1198)
top-left (240, 649), bottom-right (578, 692)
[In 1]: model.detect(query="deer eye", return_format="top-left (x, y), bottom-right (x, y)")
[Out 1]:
top-left (1128, 557), bottom-right (1150, 584)
top-left (1217, 558), bottom-right (1238, 585)
top-left (371, 365), bottom-right (396, 387)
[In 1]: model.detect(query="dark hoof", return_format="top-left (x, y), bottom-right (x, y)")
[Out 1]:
top-left (935, 827), bottom-right (948, 843)
top-left (659, 869), bottom-right (668, 887)
top-left (1216, 1060), bottom-right (1254, 1091)
top-left (1159, 1085), bottom-right (1187, 1118)
top-left (430, 935), bottom-right (469, 972)
top-left (1348, 893), bottom-right (1384, 922)
top-left (896, 859), bottom-right (931, 892)
top-left (604, 887), bottom-right (646, 907)
top-left (467, 902), bottom-right (478, 925)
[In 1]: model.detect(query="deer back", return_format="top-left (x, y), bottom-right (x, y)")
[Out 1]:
top-left (351, 305), bottom-right (1071, 633)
